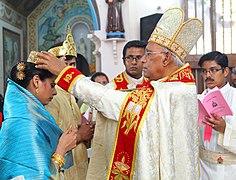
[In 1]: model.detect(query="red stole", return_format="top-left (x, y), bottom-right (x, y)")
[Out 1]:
top-left (113, 72), bottom-right (148, 90)
top-left (107, 63), bottom-right (195, 179)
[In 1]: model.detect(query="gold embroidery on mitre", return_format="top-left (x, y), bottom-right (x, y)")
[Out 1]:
top-left (48, 26), bottom-right (77, 57)
top-left (64, 72), bottom-right (75, 83)
top-left (148, 8), bottom-right (203, 62)
top-left (121, 88), bottom-right (152, 135)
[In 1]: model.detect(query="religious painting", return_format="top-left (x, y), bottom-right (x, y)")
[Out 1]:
top-left (3, 28), bottom-right (21, 89)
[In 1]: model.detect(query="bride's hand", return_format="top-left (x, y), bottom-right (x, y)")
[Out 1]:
top-left (55, 125), bottom-right (78, 156)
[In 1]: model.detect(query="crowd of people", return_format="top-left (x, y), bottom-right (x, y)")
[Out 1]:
top-left (0, 7), bottom-right (236, 180)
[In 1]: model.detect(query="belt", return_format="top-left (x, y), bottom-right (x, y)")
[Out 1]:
top-left (200, 147), bottom-right (236, 165)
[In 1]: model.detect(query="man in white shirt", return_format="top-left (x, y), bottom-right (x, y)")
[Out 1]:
top-left (198, 51), bottom-right (236, 180)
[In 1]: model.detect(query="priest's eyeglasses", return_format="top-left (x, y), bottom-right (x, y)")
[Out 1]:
top-left (124, 55), bottom-right (143, 62)
top-left (200, 67), bottom-right (224, 75)
top-left (144, 51), bottom-right (166, 60)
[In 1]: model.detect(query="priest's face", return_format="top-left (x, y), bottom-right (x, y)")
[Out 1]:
top-left (200, 60), bottom-right (229, 89)
top-left (123, 47), bottom-right (144, 79)
top-left (141, 42), bottom-right (167, 81)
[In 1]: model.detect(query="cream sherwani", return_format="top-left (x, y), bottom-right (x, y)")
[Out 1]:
top-left (199, 83), bottom-right (236, 180)
top-left (46, 86), bottom-right (88, 180)
top-left (69, 77), bottom-right (199, 180)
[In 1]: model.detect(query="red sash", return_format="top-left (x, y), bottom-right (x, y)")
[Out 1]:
top-left (113, 72), bottom-right (149, 90)
top-left (107, 87), bottom-right (154, 179)
top-left (107, 63), bottom-right (195, 179)
top-left (161, 63), bottom-right (195, 83)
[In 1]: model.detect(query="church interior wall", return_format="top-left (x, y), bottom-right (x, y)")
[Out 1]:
top-left (95, 0), bottom-right (180, 80)
top-left (0, 1), bottom-right (27, 95)
top-left (0, 0), bottom-right (180, 95)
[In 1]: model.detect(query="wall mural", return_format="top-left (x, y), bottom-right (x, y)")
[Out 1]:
top-left (29, 0), bottom-right (100, 74)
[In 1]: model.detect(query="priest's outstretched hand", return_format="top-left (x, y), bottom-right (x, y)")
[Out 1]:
top-left (36, 51), bottom-right (67, 76)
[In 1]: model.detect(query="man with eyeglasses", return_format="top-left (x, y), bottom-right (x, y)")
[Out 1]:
top-left (198, 51), bottom-right (236, 180)
top-left (106, 40), bottom-right (148, 90)
top-left (35, 8), bottom-right (203, 179)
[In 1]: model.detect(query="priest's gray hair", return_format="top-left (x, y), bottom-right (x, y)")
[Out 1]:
top-left (232, 67), bottom-right (236, 74)
top-left (163, 47), bottom-right (184, 66)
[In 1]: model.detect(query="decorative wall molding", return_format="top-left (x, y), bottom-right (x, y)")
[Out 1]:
top-left (0, 2), bottom-right (26, 29)
top-left (105, 38), bottom-right (126, 65)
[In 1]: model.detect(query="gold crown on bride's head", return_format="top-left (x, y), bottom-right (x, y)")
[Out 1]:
top-left (148, 8), bottom-right (203, 62)
top-left (27, 51), bottom-right (47, 64)
top-left (48, 26), bottom-right (77, 57)
top-left (27, 51), bottom-right (38, 63)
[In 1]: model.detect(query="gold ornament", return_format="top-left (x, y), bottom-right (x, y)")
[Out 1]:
top-left (51, 152), bottom-right (65, 170)
top-left (27, 51), bottom-right (38, 63)
top-left (48, 26), bottom-right (77, 57)
top-left (148, 8), bottom-right (203, 62)
top-left (16, 62), bottom-right (26, 80)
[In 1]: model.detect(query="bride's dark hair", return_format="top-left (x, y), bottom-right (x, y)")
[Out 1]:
top-left (10, 61), bottom-right (55, 88)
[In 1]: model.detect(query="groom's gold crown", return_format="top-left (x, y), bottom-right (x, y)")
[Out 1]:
top-left (48, 26), bottom-right (77, 57)
top-left (148, 8), bottom-right (203, 62)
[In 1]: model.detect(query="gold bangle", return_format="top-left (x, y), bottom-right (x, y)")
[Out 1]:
top-left (52, 153), bottom-right (65, 162)
top-left (52, 158), bottom-right (64, 169)
top-left (51, 153), bottom-right (65, 168)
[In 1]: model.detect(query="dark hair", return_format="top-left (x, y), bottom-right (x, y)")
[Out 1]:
top-left (122, 40), bottom-right (147, 58)
top-left (91, 72), bottom-right (109, 82)
top-left (10, 62), bottom-right (55, 88)
top-left (198, 51), bottom-right (228, 68)
top-left (76, 53), bottom-right (90, 76)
